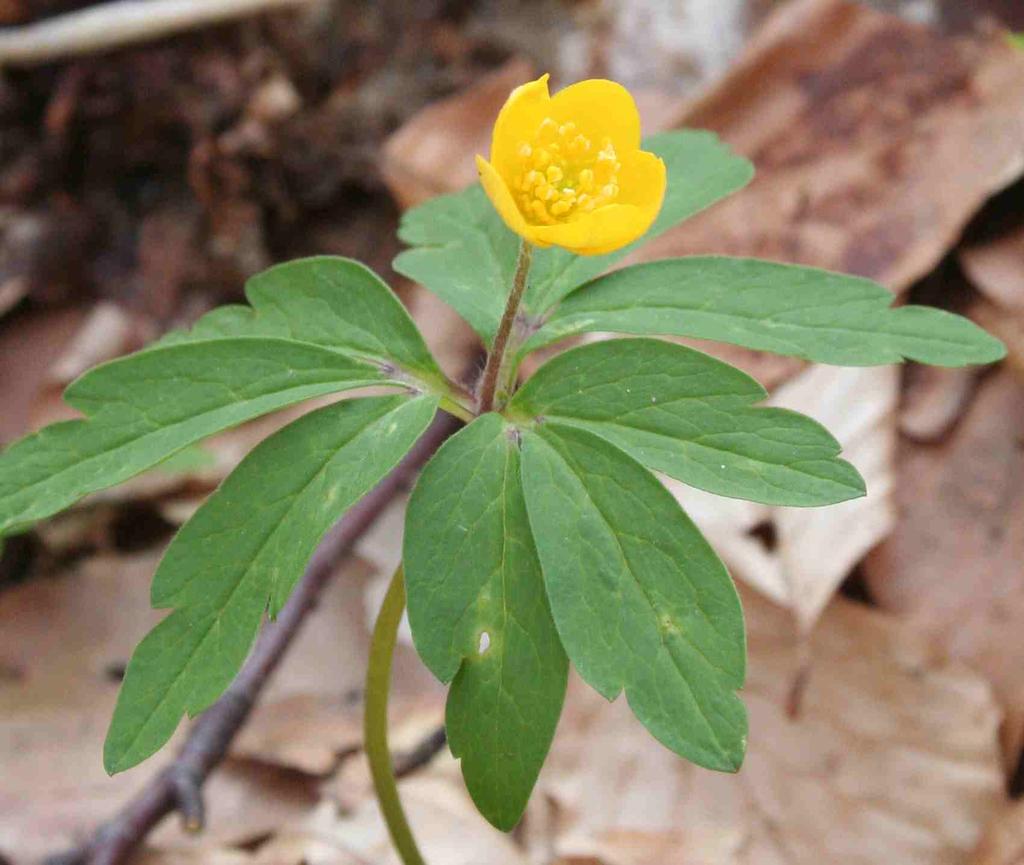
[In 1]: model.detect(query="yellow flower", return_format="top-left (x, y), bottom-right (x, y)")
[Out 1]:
top-left (476, 74), bottom-right (666, 256)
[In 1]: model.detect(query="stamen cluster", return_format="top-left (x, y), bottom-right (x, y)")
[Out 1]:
top-left (514, 118), bottom-right (622, 225)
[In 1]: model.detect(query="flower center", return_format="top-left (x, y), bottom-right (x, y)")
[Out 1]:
top-left (513, 117), bottom-right (622, 225)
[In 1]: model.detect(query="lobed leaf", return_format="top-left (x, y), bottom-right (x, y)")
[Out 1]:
top-left (104, 394), bottom-right (438, 774)
top-left (404, 414), bottom-right (567, 830)
top-left (0, 337), bottom-right (394, 537)
top-left (526, 257), bottom-right (1006, 366)
top-left (523, 131), bottom-right (754, 314)
top-left (520, 422), bottom-right (747, 772)
top-left (510, 338), bottom-right (864, 507)
top-left (158, 256), bottom-right (447, 390)
top-left (394, 131), bottom-right (753, 345)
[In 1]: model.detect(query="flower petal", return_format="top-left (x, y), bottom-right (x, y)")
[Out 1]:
top-left (547, 79), bottom-right (641, 155)
top-left (527, 202), bottom-right (649, 256)
top-left (490, 74), bottom-right (552, 181)
top-left (476, 155), bottom-right (538, 243)
top-left (616, 148), bottom-right (666, 225)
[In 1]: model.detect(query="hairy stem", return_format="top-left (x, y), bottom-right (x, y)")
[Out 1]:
top-left (477, 240), bottom-right (532, 413)
top-left (366, 566), bottom-right (427, 865)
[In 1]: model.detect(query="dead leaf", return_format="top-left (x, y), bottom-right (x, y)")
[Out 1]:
top-left (961, 226), bottom-right (1024, 311)
top-left (900, 365), bottom-right (980, 443)
top-left (0, 305), bottom-right (85, 442)
top-left (538, 588), bottom-right (1004, 865)
top-left (265, 773), bottom-right (529, 865)
top-left (0, 546), bottom-right (386, 860)
top-left (382, 58), bottom-right (536, 211)
top-left (671, 364), bottom-right (898, 630)
top-left (555, 829), bottom-right (735, 865)
top-left (47, 301), bottom-right (138, 386)
top-left (0, 275), bottom-right (25, 318)
top-left (232, 693), bottom-right (364, 777)
top-left (646, 0), bottom-right (1024, 296)
top-left (136, 848), bottom-right (252, 865)
top-left (865, 369), bottom-right (1024, 771)
top-left (973, 799), bottom-right (1024, 865)
top-left (0, 551), bottom-right (170, 861)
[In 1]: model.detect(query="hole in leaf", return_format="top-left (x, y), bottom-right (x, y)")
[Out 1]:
top-left (477, 631), bottom-right (491, 655)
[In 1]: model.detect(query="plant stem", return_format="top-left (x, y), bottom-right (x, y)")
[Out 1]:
top-left (477, 240), bottom-right (532, 413)
top-left (366, 566), bottom-right (427, 865)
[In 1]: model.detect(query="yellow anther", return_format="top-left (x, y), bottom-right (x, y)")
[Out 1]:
top-left (536, 183), bottom-right (556, 201)
top-left (520, 170), bottom-right (542, 191)
top-left (512, 112), bottom-right (626, 226)
top-left (530, 199), bottom-right (551, 222)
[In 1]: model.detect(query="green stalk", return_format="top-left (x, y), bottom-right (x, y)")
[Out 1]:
top-left (477, 240), bottom-right (533, 413)
top-left (365, 565), bottom-right (427, 865)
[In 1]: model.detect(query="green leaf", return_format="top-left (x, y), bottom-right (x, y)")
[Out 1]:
top-left (394, 185), bottom-right (521, 347)
top-left (1009, 32), bottom-right (1024, 51)
top-left (404, 413), bottom-right (567, 830)
top-left (393, 131), bottom-right (753, 345)
top-left (523, 131), bottom-right (754, 314)
top-left (104, 394), bottom-right (438, 774)
top-left (527, 257), bottom-right (1006, 366)
top-left (0, 337), bottom-right (394, 537)
top-left (510, 338), bottom-right (864, 507)
top-left (520, 423), bottom-right (747, 772)
top-left (159, 256), bottom-right (447, 391)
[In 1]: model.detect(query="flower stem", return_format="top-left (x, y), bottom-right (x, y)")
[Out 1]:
top-left (478, 240), bottom-right (532, 413)
top-left (365, 565), bottom-right (427, 865)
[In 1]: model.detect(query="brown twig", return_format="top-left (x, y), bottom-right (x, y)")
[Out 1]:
top-left (46, 410), bottom-right (463, 865)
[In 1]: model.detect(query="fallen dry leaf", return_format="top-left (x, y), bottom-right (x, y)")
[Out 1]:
top-left (647, 0), bottom-right (1024, 295)
top-left (671, 363), bottom-right (898, 630)
top-left (0, 545), bottom-right (388, 860)
top-left (264, 772), bottom-right (529, 865)
top-left (381, 57), bottom-right (536, 211)
top-left (0, 274), bottom-right (25, 317)
top-left (961, 225), bottom-right (1024, 312)
top-left (900, 364), bottom-right (980, 443)
top-left (0, 551), bottom-right (171, 861)
top-left (232, 693), bottom-right (364, 777)
top-left (47, 301), bottom-right (139, 387)
top-left (538, 587), bottom-right (1003, 865)
top-left (865, 369), bottom-right (1024, 771)
top-left (555, 828), bottom-right (735, 865)
top-left (973, 799), bottom-right (1024, 865)
top-left (0, 304), bottom-right (85, 442)
top-left (136, 847), bottom-right (252, 865)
